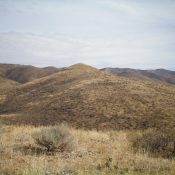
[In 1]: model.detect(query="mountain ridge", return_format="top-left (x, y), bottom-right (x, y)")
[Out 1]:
top-left (101, 67), bottom-right (175, 85)
top-left (1, 63), bottom-right (175, 85)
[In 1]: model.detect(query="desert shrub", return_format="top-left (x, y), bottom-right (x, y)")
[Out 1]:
top-left (128, 129), bottom-right (175, 158)
top-left (32, 124), bottom-right (76, 152)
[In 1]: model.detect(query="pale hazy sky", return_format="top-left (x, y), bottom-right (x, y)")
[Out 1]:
top-left (0, 0), bottom-right (175, 69)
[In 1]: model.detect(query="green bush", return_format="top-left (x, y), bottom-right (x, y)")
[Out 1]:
top-left (128, 129), bottom-right (175, 158)
top-left (32, 124), bottom-right (76, 152)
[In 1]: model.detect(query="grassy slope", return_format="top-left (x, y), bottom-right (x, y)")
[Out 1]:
top-left (0, 64), bottom-right (175, 130)
top-left (0, 64), bottom-right (20, 94)
top-left (0, 77), bottom-right (19, 93)
top-left (0, 124), bottom-right (175, 175)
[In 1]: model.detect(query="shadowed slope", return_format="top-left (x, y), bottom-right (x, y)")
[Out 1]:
top-left (0, 64), bottom-right (20, 95)
top-left (0, 63), bottom-right (62, 83)
top-left (0, 64), bottom-right (175, 130)
top-left (102, 68), bottom-right (175, 84)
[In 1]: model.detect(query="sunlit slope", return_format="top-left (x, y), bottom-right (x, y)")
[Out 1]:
top-left (0, 64), bottom-right (175, 130)
top-left (0, 77), bottom-right (19, 96)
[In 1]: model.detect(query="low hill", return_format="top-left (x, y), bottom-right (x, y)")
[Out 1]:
top-left (102, 68), bottom-right (175, 84)
top-left (0, 63), bottom-right (62, 83)
top-left (0, 64), bottom-right (175, 130)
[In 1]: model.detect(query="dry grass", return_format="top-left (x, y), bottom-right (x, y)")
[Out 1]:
top-left (1, 124), bottom-right (175, 175)
top-left (1, 64), bottom-right (175, 131)
top-left (1, 64), bottom-right (175, 175)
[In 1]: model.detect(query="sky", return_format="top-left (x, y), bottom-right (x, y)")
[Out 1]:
top-left (0, 0), bottom-right (175, 69)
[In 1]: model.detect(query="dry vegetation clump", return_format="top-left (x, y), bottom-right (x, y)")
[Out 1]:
top-left (128, 129), bottom-right (175, 158)
top-left (32, 124), bottom-right (76, 152)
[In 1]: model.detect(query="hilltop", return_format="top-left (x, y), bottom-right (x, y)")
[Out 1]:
top-left (102, 67), bottom-right (175, 85)
top-left (0, 63), bottom-right (175, 130)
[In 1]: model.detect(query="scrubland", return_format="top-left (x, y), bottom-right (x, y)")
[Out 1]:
top-left (0, 64), bottom-right (175, 175)
top-left (1, 124), bottom-right (175, 175)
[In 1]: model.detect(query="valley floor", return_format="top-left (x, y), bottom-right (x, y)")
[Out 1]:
top-left (0, 124), bottom-right (175, 175)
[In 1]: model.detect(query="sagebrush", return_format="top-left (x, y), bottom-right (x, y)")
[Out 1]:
top-left (32, 124), bottom-right (76, 152)
top-left (128, 129), bottom-right (175, 158)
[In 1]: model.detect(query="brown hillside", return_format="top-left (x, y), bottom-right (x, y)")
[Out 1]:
top-left (102, 68), bottom-right (175, 84)
top-left (0, 63), bottom-right (62, 83)
top-left (0, 64), bottom-right (175, 130)
top-left (0, 77), bottom-right (19, 95)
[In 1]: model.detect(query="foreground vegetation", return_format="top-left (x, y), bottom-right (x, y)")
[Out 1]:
top-left (1, 124), bottom-right (175, 175)
top-left (128, 129), bottom-right (175, 159)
